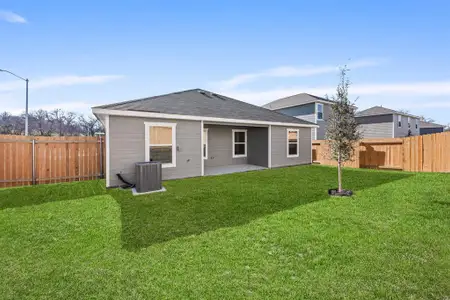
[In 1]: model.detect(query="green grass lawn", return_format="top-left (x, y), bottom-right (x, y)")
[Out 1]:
top-left (0, 165), bottom-right (449, 299)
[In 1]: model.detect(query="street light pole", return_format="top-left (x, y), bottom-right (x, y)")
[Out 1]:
top-left (0, 69), bottom-right (29, 136)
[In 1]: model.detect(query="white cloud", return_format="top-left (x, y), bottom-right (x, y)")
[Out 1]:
top-left (406, 101), bottom-right (450, 109)
top-left (213, 59), bottom-right (383, 89)
top-left (224, 80), bottom-right (450, 106)
top-left (0, 10), bottom-right (26, 23)
top-left (0, 75), bottom-right (124, 92)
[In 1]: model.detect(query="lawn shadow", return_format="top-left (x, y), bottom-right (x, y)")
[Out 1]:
top-left (111, 165), bottom-right (413, 251)
top-left (0, 180), bottom-right (106, 210)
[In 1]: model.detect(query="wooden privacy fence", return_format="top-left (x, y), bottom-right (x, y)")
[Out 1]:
top-left (0, 135), bottom-right (105, 188)
top-left (312, 131), bottom-right (450, 172)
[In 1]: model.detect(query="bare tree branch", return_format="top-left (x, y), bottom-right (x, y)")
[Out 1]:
top-left (0, 109), bottom-right (103, 136)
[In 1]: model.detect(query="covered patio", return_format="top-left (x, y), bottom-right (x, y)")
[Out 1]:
top-left (204, 164), bottom-right (266, 176)
top-left (202, 122), bottom-right (270, 177)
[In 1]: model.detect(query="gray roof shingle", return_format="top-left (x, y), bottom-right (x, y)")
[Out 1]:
top-left (356, 106), bottom-right (419, 118)
top-left (93, 89), bottom-right (316, 125)
top-left (419, 121), bottom-right (444, 128)
top-left (263, 93), bottom-right (335, 110)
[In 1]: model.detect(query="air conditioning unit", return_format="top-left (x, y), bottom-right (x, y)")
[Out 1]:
top-left (135, 162), bottom-right (162, 193)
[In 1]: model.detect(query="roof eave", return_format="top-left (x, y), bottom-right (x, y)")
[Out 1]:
top-left (356, 112), bottom-right (420, 118)
top-left (92, 108), bottom-right (319, 128)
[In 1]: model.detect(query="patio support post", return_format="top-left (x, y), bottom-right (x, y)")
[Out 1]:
top-left (268, 125), bottom-right (272, 168)
top-left (201, 121), bottom-right (204, 176)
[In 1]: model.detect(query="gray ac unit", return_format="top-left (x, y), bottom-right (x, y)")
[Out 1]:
top-left (135, 162), bottom-right (162, 193)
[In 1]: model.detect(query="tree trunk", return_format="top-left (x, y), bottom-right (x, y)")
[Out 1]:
top-left (337, 150), bottom-right (342, 192)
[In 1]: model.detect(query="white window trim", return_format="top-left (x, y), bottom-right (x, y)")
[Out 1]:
top-left (287, 128), bottom-right (300, 158)
top-left (232, 129), bottom-right (247, 158)
top-left (316, 103), bottom-right (324, 121)
top-left (398, 115), bottom-right (402, 128)
top-left (408, 116), bottom-right (411, 128)
top-left (144, 122), bottom-right (177, 168)
top-left (203, 128), bottom-right (208, 160)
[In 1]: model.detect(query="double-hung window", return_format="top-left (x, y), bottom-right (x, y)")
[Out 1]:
top-left (316, 103), bottom-right (324, 121)
top-left (145, 122), bottom-right (176, 168)
top-left (398, 115), bottom-right (402, 128)
top-left (232, 129), bottom-right (247, 158)
top-left (408, 117), bottom-right (411, 128)
top-left (287, 128), bottom-right (299, 157)
top-left (415, 119), bottom-right (418, 129)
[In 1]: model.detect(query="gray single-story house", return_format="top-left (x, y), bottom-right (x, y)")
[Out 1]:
top-left (356, 106), bottom-right (421, 138)
top-left (262, 93), bottom-right (337, 140)
top-left (92, 89), bottom-right (317, 188)
top-left (419, 121), bottom-right (445, 135)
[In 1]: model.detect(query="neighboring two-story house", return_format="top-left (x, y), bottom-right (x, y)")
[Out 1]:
top-left (355, 106), bottom-right (420, 138)
top-left (419, 121), bottom-right (445, 135)
top-left (263, 93), bottom-right (334, 140)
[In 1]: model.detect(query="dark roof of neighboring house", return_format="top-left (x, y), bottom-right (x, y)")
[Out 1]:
top-left (262, 93), bottom-right (335, 110)
top-left (419, 120), bottom-right (445, 128)
top-left (93, 89), bottom-right (315, 125)
top-left (356, 106), bottom-right (419, 118)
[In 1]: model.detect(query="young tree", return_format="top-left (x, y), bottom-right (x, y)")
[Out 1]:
top-left (326, 66), bottom-right (361, 193)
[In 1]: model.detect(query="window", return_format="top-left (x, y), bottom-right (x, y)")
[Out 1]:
top-left (203, 128), bottom-right (208, 159)
top-left (287, 129), bottom-right (299, 157)
top-left (408, 117), bottom-right (411, 128)
top-left (398, 115), bottom-right (402, 127)
top-left (232, 129), bottom-right (247, 158)
top-left (415, 119), bottom-right (418, 129)
top-left (316, 103), bottom-right (324, 120)
top-left (145, 122), bottom-right (176, 168)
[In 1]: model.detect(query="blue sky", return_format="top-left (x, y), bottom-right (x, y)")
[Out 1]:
top-left (1, 0), bottom-right (449, 124)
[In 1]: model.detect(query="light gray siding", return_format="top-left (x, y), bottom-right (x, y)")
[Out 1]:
top-left (273, 102), bottom-right (332, 140)
top-left (263, 93), bottom-right (333, 110)
top-left (275, 104), bottom-right (315, 140)
top-left (277, 103), bottom-right (315, 116)
top-left (297, 114), bottom-right (315, 123)
top-left (316, 103), bottom-right (332, 140)
top-left (109, 116), bottom-right (201, 187)
top-left (356, 114), bottom-right (393, 138)
top-left (271, 126), bottom-right (311, 168)
top-left (393, 114), bottom-right (420, 137)
top-left (247, 127), bottom-right (269, 167)
top-left (295, 113), bottom-right (316, 141)
top-left (203, 125), bottom-right (248, 167)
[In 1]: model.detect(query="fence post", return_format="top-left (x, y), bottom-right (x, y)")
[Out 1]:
top-left (31, 139), bottom-right (36, 185)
